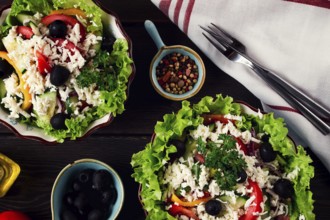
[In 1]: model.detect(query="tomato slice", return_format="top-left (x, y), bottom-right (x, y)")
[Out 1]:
top-left (168, 204), bottom-right (200, 220)
top-left (194, 152), bottom-right (205, 164)
top-left (202, 114), bottom-right (233, 125)
top-left (16, 26), bottom-right (33, 39)
top-left (36, 51), bottom-right (51, 75)
top-left (235, 137), bottom-right (248, 155)
top-left (41, 14), bottom-right (86, 41)
top-left (239, 179), bottom-right (263, 220)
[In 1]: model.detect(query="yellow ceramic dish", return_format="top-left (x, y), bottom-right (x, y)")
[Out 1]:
top-left (0, 153), bottom-right (20, 197)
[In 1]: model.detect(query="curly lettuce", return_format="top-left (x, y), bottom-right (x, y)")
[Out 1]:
top-left (131, 94), bottom-right (315, 220)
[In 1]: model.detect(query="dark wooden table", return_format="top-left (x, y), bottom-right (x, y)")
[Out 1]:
top-left (0, 0), bottom-right (329, 219)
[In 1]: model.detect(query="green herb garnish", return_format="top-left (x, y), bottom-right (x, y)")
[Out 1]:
top-left (77, 50), bottom-right (117, 91)
top-left (197, 134), bottom-right (247, 190)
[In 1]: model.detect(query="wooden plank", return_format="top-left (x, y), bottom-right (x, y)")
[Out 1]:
top-left (0, 136), bottom-right (148, 219)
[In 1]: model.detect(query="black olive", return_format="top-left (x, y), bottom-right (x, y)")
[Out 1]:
top-left (205, 199), bottom-right (222, 216)
top-left (101, 35), bottom-right (116, 52)
top-left (0, 58), bottom-right (14, 78)
top-left (48, 20), bottom-right (68, 38)
top-left (101, 188), bottom-right (117, 205)
top-left (72, 180), bottom-right (83, 192)
top-left (63, 191), bottom-right (76, 206)
top-left (237, 169), bottom-right (247, 183)
top-left (79, 169), bottom-right (95, 184)
top-left (61, 209), bottom-right (78, 220)
top-left (259, 142), bottom-right (277, 162)
top-left (261, 134), bottom-right (270, 143)
top-left (273, 178), bottom-right (294, 199)
top-left (92, 169), bottom-right (113, 191)
top-left (50, 65), bottom-right (70, 86)
top-left (50, 113), bottom-right (68, 130)
top-left (169, 139), bottom-right (186, 159)
top-left (88, 209), bottom-right (104, 220)
top-left (73, 192), bottom-right (90, 215)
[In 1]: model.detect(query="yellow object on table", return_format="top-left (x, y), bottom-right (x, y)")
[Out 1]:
top-left (0, 153), bottom-right (20, 197)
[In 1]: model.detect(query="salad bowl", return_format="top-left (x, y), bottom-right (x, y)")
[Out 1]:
top-left (0, 0), bottom-right (135, 143)
top-left (132, 94), bottom-right (315, 220)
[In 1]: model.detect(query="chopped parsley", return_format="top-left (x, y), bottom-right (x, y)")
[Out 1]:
top-left (196, 134), bottom-right (247, 190)
top-left (76, 50), bottom-right (117, 91)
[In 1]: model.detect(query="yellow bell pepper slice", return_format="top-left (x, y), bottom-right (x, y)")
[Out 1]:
top-left (0, 51), bottom-right (32, 110)
top-left (171, 193), bottom-right (211, 207)
top-left (50, 8), bottom-right (87, 19)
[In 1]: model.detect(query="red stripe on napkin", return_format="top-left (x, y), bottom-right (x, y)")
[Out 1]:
top-left (174, 0), bottom-right (183, 25)
top-left (285, 0), bottom-right (330, 9)
top-left (159, 0), bottom-right (171, 16)
top-left (183, 0), bottom-right (195, 34)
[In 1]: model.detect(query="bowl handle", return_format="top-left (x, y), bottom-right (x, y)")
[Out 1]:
top-left (144, 20), bottom-right (165, 50)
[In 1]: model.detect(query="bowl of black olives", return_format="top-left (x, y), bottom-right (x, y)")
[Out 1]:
top-left (51, 159), bottom-right (124, 220)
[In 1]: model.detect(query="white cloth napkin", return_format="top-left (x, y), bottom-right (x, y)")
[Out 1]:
top-left (151, 0), bottom-right (330, 171)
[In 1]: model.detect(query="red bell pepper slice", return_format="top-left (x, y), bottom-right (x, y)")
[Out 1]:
top-left (239, 179), bottom-right (263, 220)
top-left (168, 204), bottom-right (200, 220)
top-left (36, 51), bottom-right (52, 75)
top-left (41, 14), bottom-right (86, 41)
top-left (202, 114), bottom-right (234, 125)
top-left (235, 137), bottom-right (248, 155)
top-left (17, 26), bottom-right (33, 39)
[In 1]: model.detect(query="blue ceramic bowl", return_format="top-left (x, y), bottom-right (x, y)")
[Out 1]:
top-left (145, 20), bottom-right (205, 101)
top-left (51, 159), bottom-right (124, 220)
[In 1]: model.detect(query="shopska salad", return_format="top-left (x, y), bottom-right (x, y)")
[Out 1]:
top-left (131, 95), bottom-right (315, 220)
top-left (0, 0), bottom-right (133, 142)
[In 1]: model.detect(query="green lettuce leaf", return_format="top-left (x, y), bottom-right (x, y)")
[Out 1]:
top-left (9, 0), bottom-right (52, 16)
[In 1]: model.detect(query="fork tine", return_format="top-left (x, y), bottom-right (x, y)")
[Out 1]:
top-left (200, 25), bottom-right (232, 46)
top-left (200, 25), bottom-right (219, 38)
top-left (202, 32), bottom-right (226, 53)
top-left (210, 23), bottom-right (234, 43)
top-left (201, 25), bottom-right (233, 49)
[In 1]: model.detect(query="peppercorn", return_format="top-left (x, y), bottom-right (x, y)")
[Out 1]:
top-left (155, 52), bottom-right (199, 95)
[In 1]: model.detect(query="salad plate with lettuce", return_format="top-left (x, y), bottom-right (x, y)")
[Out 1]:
top-left (0, 0), bottom-right (134, 143)
top-left (131, 94), bottom-right (315, 220)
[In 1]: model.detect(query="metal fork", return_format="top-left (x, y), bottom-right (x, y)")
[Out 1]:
top-left (201, 23), bottom-right (330, 135)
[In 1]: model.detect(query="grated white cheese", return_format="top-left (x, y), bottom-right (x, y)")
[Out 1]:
top-left (1, 95), bottom-right (30, 119)
top-left (286, 167), bottom-right (300, 181)
top-left (66, 23), bottom-right (81, 45)
top-left (32, 95), bottom-right (53, 117)
top-left (244, 195), bottom-right (256, 210)
top-left (190, 124), bottom-right (211, 142)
